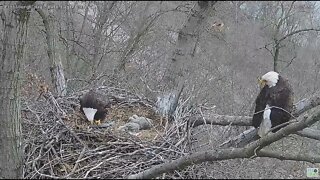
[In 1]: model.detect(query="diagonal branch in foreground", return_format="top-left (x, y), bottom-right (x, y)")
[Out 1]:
top-left (295, 128), bottom-right (320, 141)
top-left (219, 126), bottom-right (320, 149)
top-left (258, 149), bottom-right (320, 163)
top-left (127, 106), bottom-right (320, 179)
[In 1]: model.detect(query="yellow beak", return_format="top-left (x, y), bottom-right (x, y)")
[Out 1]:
top-left (258, 77), bottom-right (266, 88)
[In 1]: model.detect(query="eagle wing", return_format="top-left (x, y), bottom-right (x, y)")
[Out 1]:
top-left (252, 87), bottom-right (268, 128)
top-left (269, 79), bottom-right (294, 113)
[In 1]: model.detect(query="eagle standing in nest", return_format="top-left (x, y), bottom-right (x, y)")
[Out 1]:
top-left (252, 71), bottom-right (294, 137)
top-left (79, 90), bottom-right (110, 125)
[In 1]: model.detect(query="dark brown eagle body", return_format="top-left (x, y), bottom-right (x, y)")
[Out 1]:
top-left (252, 74), bottom-right (294, 134)
top-left (79, 90), bottom-right (109, 121)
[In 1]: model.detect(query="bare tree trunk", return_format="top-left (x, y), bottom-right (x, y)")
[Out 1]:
top-left (0, 1), bottom-right (35, 178)
top-left (64, 1), bottom-right (73, 76)
top-left (166, 1), bottom-right (217, 88)
top-left (36, 8), bottom-right (67, 96)
top-left (158, 1), bottom-right (217, 118)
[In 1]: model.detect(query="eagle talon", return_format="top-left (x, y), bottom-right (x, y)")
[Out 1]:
top-left (95, 120), bottom-right (101, 125)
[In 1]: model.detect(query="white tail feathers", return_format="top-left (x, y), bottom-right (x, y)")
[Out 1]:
top-left (83, 107), bottom-right (97, 122)
top-left (258, 105), bottom-right (272, 137)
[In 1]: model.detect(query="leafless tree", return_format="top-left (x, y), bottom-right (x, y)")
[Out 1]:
top-left (258, 1), bottom-right (320, 72)
top-left (0, 1), bottom-right (35, 178)
top-left (36, 7), bottom-right (67, 96)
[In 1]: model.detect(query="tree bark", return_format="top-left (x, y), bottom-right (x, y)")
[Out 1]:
top-left (157, 1), bottom-right (217, 119)
top-left (36, 8), bottom-right (67, 96)
top-left (166, 1), bottom-right (217, 89)
top-left (0, 1), bottom-right (35, 178)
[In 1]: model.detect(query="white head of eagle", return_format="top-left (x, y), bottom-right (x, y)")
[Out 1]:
top-left (252, 71), bottom-right (294, 137)
top-left (261, 71), bottom-right (279, 87)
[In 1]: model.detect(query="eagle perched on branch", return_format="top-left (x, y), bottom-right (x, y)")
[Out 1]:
top-left (252, 71), bottom-right (294, 137)
top-left (79, 90), bottom-right (110, 125)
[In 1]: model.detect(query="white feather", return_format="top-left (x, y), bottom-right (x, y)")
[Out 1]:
top-left (83, 107), bottom-right (97, 122)
top-left (261, 71), bottom-right (279, 87)
top-left (258, 104), bottom-right (272, 137)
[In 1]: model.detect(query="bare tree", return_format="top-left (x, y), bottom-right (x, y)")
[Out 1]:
top-left (0, 1), bottom-right (35, 178)
top-left (157, 1), bottom-right (218, 120)
top-left (259, 1), bottom-right (320, 72)
top-left (91, 1), bottom-right (116, 78)
top-left (36, 6), bottom-right (67, 96)
top-left (166, 1), bottom-right (217, 88)
top-left (116, 1), bottom-right (159, 73)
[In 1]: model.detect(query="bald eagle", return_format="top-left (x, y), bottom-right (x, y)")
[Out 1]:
top-left (252, 71), bottom-right (294, 137)
top-left (79, 90), bottom-right (110, 125)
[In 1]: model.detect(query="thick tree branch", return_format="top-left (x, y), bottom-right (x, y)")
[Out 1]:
top-left (220, 126), bottom-right (320, 148)
top-left (258, 149), bottom-right (320, 163)
top-left (219, 127), bottom-right (258, 148)
top-left (191, 95), bottom-right (320, 127)
top-left (296, 128), bottom-right (320, 141)
top-left (127, 106), bottom-right (320, 179)
top-left (293, 96), bottom-right (320, 116)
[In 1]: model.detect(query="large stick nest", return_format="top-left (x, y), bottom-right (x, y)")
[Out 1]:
top-left (21, 86), bottom-right (192, 179)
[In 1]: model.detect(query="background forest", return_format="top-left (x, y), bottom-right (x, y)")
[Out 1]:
top-left (1, 1), bottom-right (320, 179)
top-left (23, 1), bottom-right (320, 114)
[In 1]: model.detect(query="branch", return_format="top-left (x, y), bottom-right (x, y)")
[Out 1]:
top-left (258, 149), bottom-right (320, 163)
top-left (191, 95), bottom-right (320, 127)
top-left (191, 114), bottom-right (251, 127)
top-left (282, 54), bottom-right (296, 70)
top-left (219, 127), bottom-right (320, 148)
top-left (191, 96), bottom-right (320, 148)
top-left (296, 128), bottom-right (320, 141)
top-left (127, 105), bottom-right (320, 179)
top-left (219, 127), bottom-right (258, 148)
top-left (278, 28), bottom-right (320, 43)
